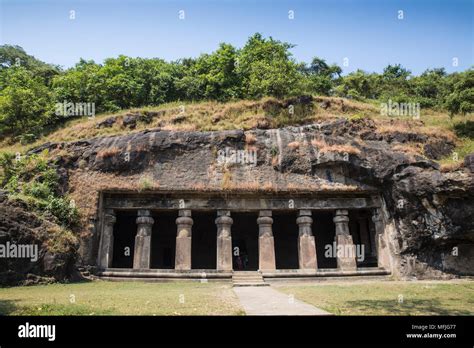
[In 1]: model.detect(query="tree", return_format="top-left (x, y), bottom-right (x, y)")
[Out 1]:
top-left (382, 64), bottom-right (411, 80)
top-left (335, 70), bottom-right (381, 100)
top-left (175, 43), bottom-right (241, 101)
top-left (237, 33), bottom-right (302, 98)
top-left (300, 57), bottom-right (342, 95)
top-left (411, 68), bottom-right (448, 108)
top-left (0, 45), bottom-right (60, 84)
top-left (52, 59), bottom-right (105, 110)
top-left (445, 69), bottom-right (474, 116)
top-left (0, 67), bottom-right (54, 138)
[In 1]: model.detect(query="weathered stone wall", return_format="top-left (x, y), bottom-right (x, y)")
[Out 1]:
top-left (28, 118), bottom-right (474, 279)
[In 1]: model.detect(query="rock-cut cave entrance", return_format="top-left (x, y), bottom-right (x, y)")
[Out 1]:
top-left (191, 211), bottom-right (217, 269)
top-left (150, 211), bottom-right (177, 269)
top-left (273, 211), bottom-right (299, 269)
top-left (232, 212), bottom-right (259, 271)
top-left (112, 211), bottom-right (136, 268)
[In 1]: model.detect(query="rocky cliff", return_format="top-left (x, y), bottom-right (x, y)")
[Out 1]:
top-left (3, 116), bottom-right (473, 282)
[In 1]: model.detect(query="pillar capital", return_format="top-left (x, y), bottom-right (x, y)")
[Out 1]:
top-left (136, 210), bottom-right (154, 228)
top-left (215, 215), bottom-right (233, 227)
top-left (296, 215), bottom-right (313, 226)
top-left (136, 216), bottom-right (154, 226)
top-left (333, 209), bottom-right (349, 225)
top-left (333, 209), bottom-right (350, 235)
top-left (176, 216), bottom-right (193, 227)
top-left (257, 216), bottom-right (273, 226)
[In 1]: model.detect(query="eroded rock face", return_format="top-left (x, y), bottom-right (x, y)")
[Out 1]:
top-left (0, 192), bottom-right (79, 285)
top-left (25, 118), bottom-right (474, 280)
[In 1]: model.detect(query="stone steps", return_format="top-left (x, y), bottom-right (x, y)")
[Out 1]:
top-left (232, 271), bottom-right (268, 287)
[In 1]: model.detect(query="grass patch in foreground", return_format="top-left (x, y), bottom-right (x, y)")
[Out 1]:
top-left (0, 280), bottom-right (244, 316)
top-left (277, 281), bottom-right (474, 315)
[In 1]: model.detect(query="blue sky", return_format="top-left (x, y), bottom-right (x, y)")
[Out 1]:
top-left (1, 0), bottom-right (472, 74)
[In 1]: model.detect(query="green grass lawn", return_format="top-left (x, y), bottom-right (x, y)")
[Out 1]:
top-left (277, 281), bottom-right (474, 315)
top-left (1, 280), bottom-right (472, 316)
top-left (0, 280), bottom-right (244, 316)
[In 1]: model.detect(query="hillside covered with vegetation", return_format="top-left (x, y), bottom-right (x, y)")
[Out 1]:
top-left (0, 33), bottom-right (473, 142)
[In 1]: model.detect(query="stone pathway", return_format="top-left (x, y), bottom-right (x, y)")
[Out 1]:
top-left (233, 286), bottom-right (331, 316)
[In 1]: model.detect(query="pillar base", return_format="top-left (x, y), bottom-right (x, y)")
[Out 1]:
top-left (175, 236), bottom-right (192, 270)
top-left (336, 234), bottom-right (357, 271)
top-left (259, 236), bottom-right (276, 271)
top-left (217, 236), bottom-right (232, 271)
top-left (133, 235), bottom-right (152, 269)
top-left (298, 234), bottom-right (317, 270)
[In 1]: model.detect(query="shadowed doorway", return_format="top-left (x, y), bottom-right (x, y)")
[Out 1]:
top-left (273, 211), bottom-right (299, 269)
top-left (112, 211), bottom-right (136, 268)
top-left (151, 211), bottom-right (177, 269)
top-left (191, 211), bottom-right (217, 269)
top-left (232, 212), bottom-right (259, 270)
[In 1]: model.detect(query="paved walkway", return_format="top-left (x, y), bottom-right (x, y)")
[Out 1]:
top-left (233, 286), bottom-right (331, 316)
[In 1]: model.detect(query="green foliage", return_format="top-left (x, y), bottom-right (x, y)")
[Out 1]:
top-left (175, 43), bottom-right (241, 101)
top-left (0, 39), bottom-right (472, 140)
top-left (0, 44), bottom-right (59, 83)
top-left (445, 69), bottom-right (474, 116)
top-left (335, 70), bottom-right (381, 100)
top-left (0, 67), bottom-right (55, 138)
top-left (299, 57), bottom-right (342, 95)
top-left (0, 150), bottom-right (79, 227)
top-left (237, 33), bottom-right (302, 98)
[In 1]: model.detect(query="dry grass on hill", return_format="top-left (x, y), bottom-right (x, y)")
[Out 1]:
top-left (311, 139), bottom-right (361, 155)
top-left (0, 96), bottom-right (472, 168)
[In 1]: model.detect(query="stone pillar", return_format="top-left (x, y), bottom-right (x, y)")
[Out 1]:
top-left (98, 209), bottom-right (116, 269)
top-left (372, 209), bottom-right (390, 269)
top-left (175, 210), bottom-right (193, 271)
top-left (257, 210), bottom-right (276, 271)
top-left (297, 210), bottom-right (318, 270)
top-left (133, 210), bottom-right (154, 269)
top-left (215, 210), bottom-right (233, 271)
top-left (333, 209), bottom-right (357, 271)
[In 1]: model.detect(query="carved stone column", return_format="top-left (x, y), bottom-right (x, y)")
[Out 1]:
top-left (216, 210), bottom-right (233, 271)
top-left (175, 210), bottom-right (193, 271)
top-left (257, 210), bottom-right (276, 271)
top-left (372, 209), bottom-right (390, 269)
top-left (98, 209), bottom-right (115, 269)
top-left (296, 210), bottom-right (317, 270)
top-left (133, 210), bottom-right (154, 269)
top-left (333, 209), bottom-right (357, 271)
